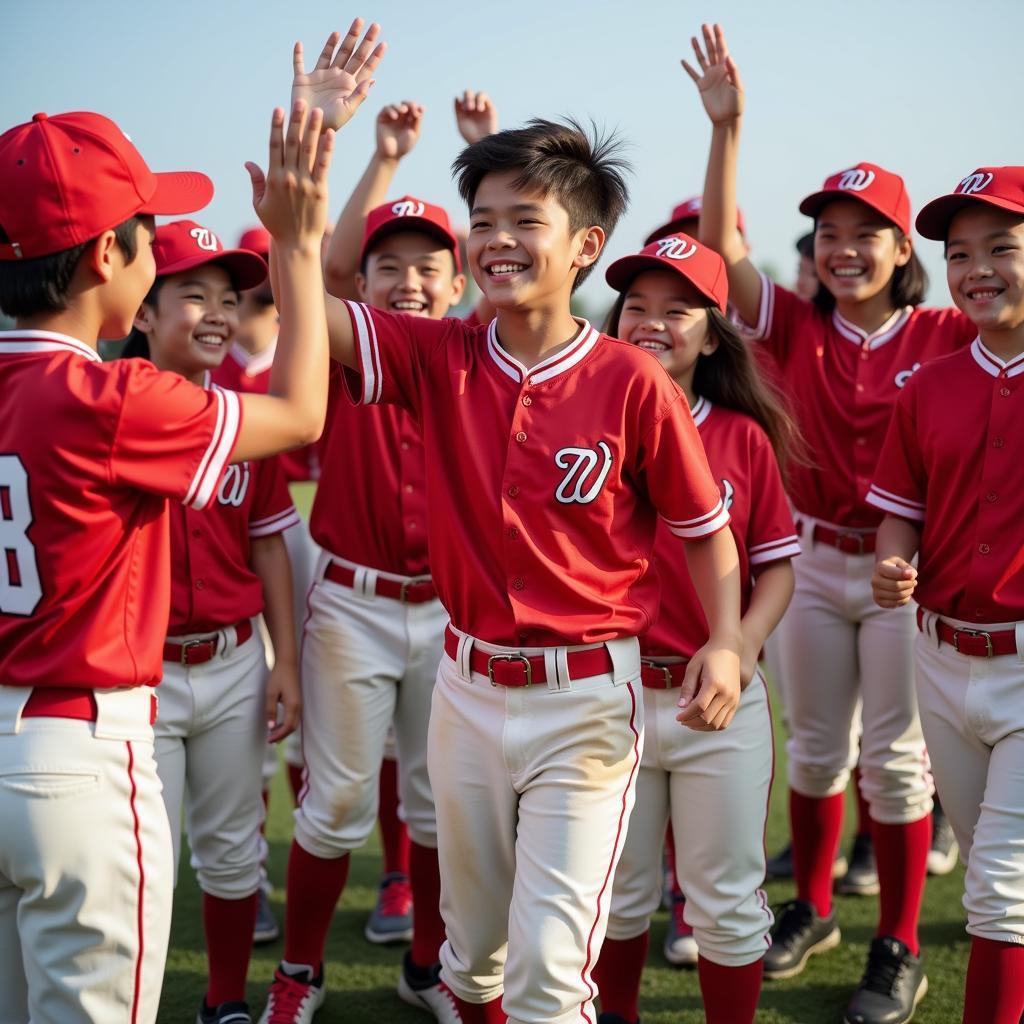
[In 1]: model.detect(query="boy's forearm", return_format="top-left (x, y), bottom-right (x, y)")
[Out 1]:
top-left (251, 534), bottom-right (298, 667)
top-left (684, 529), bottom-right (743, 650)
top-left (700, 120), bottom-right (744, 261)
top-left (877, 515), bottom-right (921, 564)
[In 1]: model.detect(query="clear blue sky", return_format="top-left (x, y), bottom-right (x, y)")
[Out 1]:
top-left (3, 0), bottom-right (1020, 313)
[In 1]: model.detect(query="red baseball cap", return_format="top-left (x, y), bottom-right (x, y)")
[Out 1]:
top-left (915, 167), bottom-right (1024, 240)
top-left (0, 111), bottom-right (213, 261)
top-left (153, 220), bottom-right (267, 290)
top-left (361, 196), bottom-right (461, 271)
top-left (644, 196), bottom-right (746, 247)
top-left (799, 162), bottom-right (911, 236)
top-left (237, 225), bottom-right (271, 260)
top-left (605, 234), bottom-right (728, 314)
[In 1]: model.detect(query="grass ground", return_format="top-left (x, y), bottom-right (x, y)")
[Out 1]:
top-left (158, 675), bottom-right (969, 1024)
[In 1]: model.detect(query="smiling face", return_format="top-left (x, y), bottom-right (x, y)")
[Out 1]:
top-left (946, 205), bottom-right (1024, 335)
top-left (814, 198), bottom-right (911, 306)
top-left (357, 231), bottom-right (465, 319)
top-left (615, 269), bottom-right (718, 386)
top-left (467, 169), bottom-right (603, 310)
top-left (134, 263), bottom-right (238, 380)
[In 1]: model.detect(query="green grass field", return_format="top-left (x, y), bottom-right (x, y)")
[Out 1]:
top-left (158, 677), bottom-right (970, 1024)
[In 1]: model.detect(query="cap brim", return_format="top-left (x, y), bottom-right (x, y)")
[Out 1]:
top-left (158, 248), bottom-right (268, 290)
top-left (798, 188), bottom-right (906, 234)
top-left (605, 254), bottom-right (725, 312)
top-left (140, 171), bottom-right (215, 216)
top-left (361, 219), bottom-right (460, 268)
top-left (915, 193), bottom-right (1024, 241)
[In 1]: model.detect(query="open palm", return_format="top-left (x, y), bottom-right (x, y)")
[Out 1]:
top-left (292, 19), bottom-right (386, 132)
top-left (376, 102), bottom-right (424, 160)
top-left (682, 23), bottom-right (744, 124)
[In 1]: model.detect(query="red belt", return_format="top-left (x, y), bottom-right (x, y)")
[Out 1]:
top-left (798, 520), bottom-right (876, 555)
top-left (324, 561), bottom-right (437, 604)
top-left (443, 626), bottom-right (613, 687)
top-left (164, 619), bottom-right (253, 666)
top-left (640, 659), bottom-right (690, 689)
top-left (917, 607), bottom-right (1019, 658)
top-left (21, 687), bottom-right (157, 724)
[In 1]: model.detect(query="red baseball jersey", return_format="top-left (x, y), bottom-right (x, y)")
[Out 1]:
top-left (310, 365), bottom-right (429, 576)
top-left (643, 399), bottom-right (800, 659)
top-left (866, 339), bottom-right (1024, 623)
top-left (0, 331), bottom-right (241, 689)
top-left (212, 342), bottom-right (319, 483)
top-left (743, 275), bottom-right (976, 527)
top-left (340, 303), bottom-right (730, 646)
top-left (169, 392), bottom-right (299, 634)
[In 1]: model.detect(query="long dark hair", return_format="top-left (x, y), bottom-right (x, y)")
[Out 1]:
top-left (120, 278), bottom-right (166, 360)
top-left (605, 292), bottom-right (800, 476)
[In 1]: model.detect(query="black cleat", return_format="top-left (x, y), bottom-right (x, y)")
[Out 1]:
top-left (763, 899), bottom-right (840, 979)
top-left (838, 833), bottom-right (880, 896)
top-left (844, 936), bottom-right (927, 1024)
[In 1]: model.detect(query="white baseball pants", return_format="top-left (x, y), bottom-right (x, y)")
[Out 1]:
top-left (430, 629), bottom-right (643, 1024)
top-left (156, 622), bottom-right (268, 899)
top-left (293, 552), bottom-right (446, 857)
top-left (915, 613), bottom-right (1024, 943)
top-left (778, 524), bottom-right (932, 823)
top-left (606, 671), bottom-right (774, 966)
top-left (0, 685), bottom-right (172, 1024)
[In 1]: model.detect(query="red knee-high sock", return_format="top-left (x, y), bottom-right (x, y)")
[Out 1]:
top-left (853, 764), bottom-right (871, 837)
top-left (592, 932), bottom-right (648, 1023)
top-left (282, 842), bottom-right (350, 968)
top-left (379, 757), bottom-right (410, 876)
top-left (204, 891), bottom-right (259, 1006)
top-left (287, 763), bottom-right (304, 806)
top-left (451, 995), bottom-right (505, 1023)
top-left (963, 936), bottom-right (1024, 1024)
top-left (872, 815), bottom-right (930, 954)
top-left (790, 790), bottom-right (844, 917)
top-left (698, 956), bottom-right (764, 1024)
top-left (409, 841), bottom-right (446, 967)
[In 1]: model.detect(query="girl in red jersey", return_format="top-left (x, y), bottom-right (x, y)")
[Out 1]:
top-left (686, 24), bottom-right (976, 1024)
top-left (123, 219), bottom-right (302, 1024)
top-left (870, 167), bottom-right (1024, 1024)
top-left (592, 234), bottom-right (799, 1024)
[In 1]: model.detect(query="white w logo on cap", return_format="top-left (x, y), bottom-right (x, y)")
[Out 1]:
top-left (837, 169), bottom-right (876, 192)
top-left (957, 172), bottom-right (994, 196)
top-left (655, 237), bottom-right (698, 260)
top-left (392, 200), bottom-right (425, 217)
top-left (189, 227), bottom-right (220, 252)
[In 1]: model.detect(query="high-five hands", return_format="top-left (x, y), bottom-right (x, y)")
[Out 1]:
top-left (292, 18), bottom-right (387, 132)
top-left (681, 23), bottom-right (744, 125)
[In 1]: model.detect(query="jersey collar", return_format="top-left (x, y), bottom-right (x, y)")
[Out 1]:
top-left (0, 329), bottom-right (102, 362)
top-left (486, 318), bottom-right (600, 385)
top-left (228, 338), bottom-right (277, 376)
top-left (832, 306), bottom-right (911, 350)
top-left (970, 337), bottom-right (1024, 379)
top-left (690, 394), bottom-right (713, 427)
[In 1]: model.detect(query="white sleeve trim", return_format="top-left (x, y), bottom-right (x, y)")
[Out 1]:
top-left (185, 388), bottom-right (242, 510)
top-left (249, 505), bottom-right (301, 538)
top-left (865, 484), bottom-right (926, 522)
top-left (661, 498), bottom-right (730, 539)
top-left (344, 300), bottom-right (383, 405)
top-left (749, 535), bottom-right (802, 565)
top-left (733, 270), bottom-right (774, 342)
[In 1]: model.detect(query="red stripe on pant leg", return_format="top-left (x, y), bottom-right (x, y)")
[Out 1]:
top-left (127, 742), bottom-right (145, 1024)
top-left (579, 682), bottom-right (642, 1023)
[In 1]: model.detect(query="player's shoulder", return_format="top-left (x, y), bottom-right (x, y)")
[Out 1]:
top-left (697, 400), bottom-right (773, 452)
top-left (901, 341), bottom-right (977, 397)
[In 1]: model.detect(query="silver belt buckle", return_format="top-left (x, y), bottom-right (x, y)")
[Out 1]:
top-left (952, 627), bottom-right (994, 657)
top-left (641, 658), bottom-right (674, 687)
top-left (486, 653), bottom-right (533, 687)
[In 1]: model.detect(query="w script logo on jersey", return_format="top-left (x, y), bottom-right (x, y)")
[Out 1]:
top-left (392, 199), bottom-right (425, 217)
top-left (895, 363), bottom-right (921, 389)
top-left (554, 442), bottom-right (614, 505)
top-left (837, 168), bottom-right (876, 192)
top-left (217, 462), bottom-right (251, 507)
top-left (655, 237), bottom-right (698, 260)
top-left (957, 172), bottom-right (994, 196)
top-left (190, 227), bottom-right (221, 253)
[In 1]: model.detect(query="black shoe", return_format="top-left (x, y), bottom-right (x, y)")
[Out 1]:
top-left (838, 833), bottom-right (880, 896)
top-left (765, 842), bottom-right (794, 879)
top-left (763, 899), bottom-right (840, 979)
top-left (927, 805), bottom-right (960, 876)
top-left (197, 999), bottom-right (252, 1024)
top-left (844, 936), bottom-right (927, 1024)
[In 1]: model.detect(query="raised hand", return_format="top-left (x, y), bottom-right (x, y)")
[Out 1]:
top-left (376, 101), bottom-right (424, 161)
top-left (681, 23), bottom-right (744, 125)
top-left (245, 101), bottom-right (334, 247)
top-left (292, 18), bottom-right (386, 132)
top-left (454, 90), bottom-right (498, 145)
